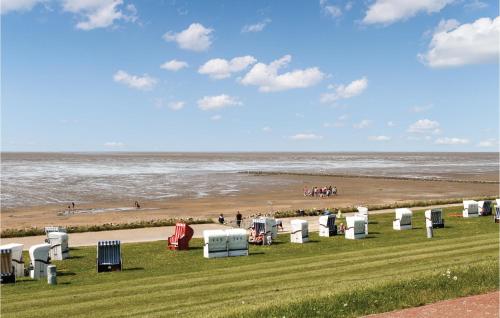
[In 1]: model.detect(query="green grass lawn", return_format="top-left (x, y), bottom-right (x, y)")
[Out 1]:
top-left (1, 207), bottom-right (498, 318)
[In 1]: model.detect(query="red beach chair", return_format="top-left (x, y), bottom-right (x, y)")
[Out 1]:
top-left (168, 223), bottom-right (194, 250)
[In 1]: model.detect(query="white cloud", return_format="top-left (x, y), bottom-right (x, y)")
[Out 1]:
top-left (477, 139), bottom-right (497, 147)
top-left (240, 55), bottom-right (324, 92)
top-left (262, 126), bottom-right (272, 132)
top-left (435, 137), bottom-right (469, 145)
top-left (163, 23), bottom-right (213, 52)
top-left (387, 121), bottom-right (395, 127)
top-left (197, 94), bottom-right (242, 111)
top-left (324, 114), bottom-right (349, 128)
top-left (363, 0), bottom-right (453, 25)
top-left (104, 141), bottom-right (125, 148)
top-left (464, 0), bottom-right (488, 9)
top-left (241, 18), bottom-right (271, 33)
top-left (290, 133), bottom-right (323, 140)
top-left (408, 119), bottom-right (441, 134)
top-left (320, 0), bottom-right (342, 18)
top-left (321, 77), bottom-right (368, 103)
top-left (410, 104), bottom-right (433, 113)
top-left (160, 59), bottom-right (188, 71)
top-left (62, 0), bottom-right (137, 31)
top-left (419, 17), bottom-right (500, 68)
top-left (199, 56), bottom-right (257, 79)
top-left (1, 0), bottom-right (45, 14)
top-left (210, 115), bottom-right (222, 121)
top-left (369, 135), bottom-right (391, 141)
top-left (168, 101), bottom-right (185, 111)
top-left (113, 70), bottom-right (157, 90)
top-left (353, 119), bottom-right (372, 129)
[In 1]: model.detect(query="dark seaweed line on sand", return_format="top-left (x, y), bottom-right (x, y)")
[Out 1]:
top-left (239, 171), bottom-right (500, 184)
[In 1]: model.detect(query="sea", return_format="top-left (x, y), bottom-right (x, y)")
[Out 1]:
top-left (1, 152), bottom-right (498, 209)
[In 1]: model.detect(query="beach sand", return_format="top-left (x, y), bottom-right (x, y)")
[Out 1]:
top-left (2, 173), bottom-right (498, 230)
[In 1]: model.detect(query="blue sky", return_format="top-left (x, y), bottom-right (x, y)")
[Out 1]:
top-left (2, 0), bottom-right (499, 152)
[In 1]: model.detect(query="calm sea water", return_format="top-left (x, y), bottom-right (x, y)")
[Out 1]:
top-left (1, 152), bottom-right (498, 209)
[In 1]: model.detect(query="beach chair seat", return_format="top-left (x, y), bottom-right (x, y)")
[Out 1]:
top-left (1, 249), bottom-right (15, 284)
top-left (463, 200), bottom-right (479, 218)
top-left (47, 232), bottom-right (69, 260)
top-left (319, 214), bottom-right (337, 237)
top-left (29, 243), bottom-right (51, 279)
top-left (345, 216), bottom-right (366, 239)
top-left (226, 229), bottom-right (249, 257)
top-left (478, 200), bottom-right (492, 216)
top-left (203, 230), bottom-right (229, 258)
top-left (356, 206), bottom-right (369, 234)
top-left (0, 243), bottom-right (24, 278)
top-left (168, 223), bottom-right (194, 250)
top-left (249, 217), bottom-right (277, 245)
top-left (393, 208), bottom-right (412, 230)
top-left (290, 219), bottom-right (309, 243)
top-left (425, 208), bottom-right (445, 228)
top-left (97, 241), bottom-right (122, 272)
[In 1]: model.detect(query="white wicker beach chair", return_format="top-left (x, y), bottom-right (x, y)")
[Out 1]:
top-left (226, 229), bottom-right (249, 257)
top-left (1, 248), bottom-right (15, 284)
top-left (0, 243), bottom-right (24, 278)
top-left (203, 230), bottom-right (229, 258)
top-left (356, 206), bottom-right (369, 234)
top-left (249, 217), bottom-right (278, 245)
top-left (477, 200), bottom-right (493, 216)
top-left (345, 216), bottom-right (366, 240)
top-left (29, 243), bottom-right (51, 279)
top-left (290, 219), bottom-right (309, 243)
top-left (425, 208), bottom-right (444, 228)
top-left (47, 232), bottom-right (69, 260)
top-left (463, 200), bottom-right (479, 218)
top-left (393, 208), bottom-right (413, 230)
top-left (319, 214), bottom-right (337, 237)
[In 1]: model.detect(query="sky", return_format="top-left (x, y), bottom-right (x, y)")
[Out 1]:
top-left (1, 0), bottom-right (499, 152)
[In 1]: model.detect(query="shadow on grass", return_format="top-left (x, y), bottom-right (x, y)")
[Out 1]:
top-left (123, 267), bottom-right (144, 272)
top-left (14, 279), bottom-right (38, 284)
top-left (57, 271), bottom-right (76, 276)
top-left (68, 255), bottom-right (84, 259)
top-left (249, 251), bottom-right (265, 255)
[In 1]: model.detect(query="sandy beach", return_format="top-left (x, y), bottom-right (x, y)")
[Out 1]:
top-left (2, 173), bottom-right (498, 230)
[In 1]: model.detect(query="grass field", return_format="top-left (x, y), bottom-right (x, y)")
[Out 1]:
top-left (1, 207), bottom-right (498, 318)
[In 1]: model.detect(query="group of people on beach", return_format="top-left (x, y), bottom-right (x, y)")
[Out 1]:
top-left (304, 185), bottom-right (337, 197)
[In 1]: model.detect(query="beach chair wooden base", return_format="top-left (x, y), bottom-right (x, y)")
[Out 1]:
top-left (1, 272), bottom-right (15, 284)
top-left (97, 260), bottom-right (122, 273)
top-left (433, 222), bottom-right (445, 229)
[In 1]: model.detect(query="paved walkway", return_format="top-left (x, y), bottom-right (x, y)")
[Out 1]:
top-left (363, 291), bottom-right (499, 318)
top-left (0, 203), bottom-right (461, 250)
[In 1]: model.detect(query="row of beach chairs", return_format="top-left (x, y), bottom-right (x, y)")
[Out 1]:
top-left (1, 227), bottom-right (69, 283)
top-left (3, 199), bottom-right (498, 282)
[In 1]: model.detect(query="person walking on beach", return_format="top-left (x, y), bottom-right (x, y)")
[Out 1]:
top-left (218, 214), bottom-right (225, 225)
top-left (236, 211), bottom-right (242, 227)
top-left (72, 202), bottom-right (75, 209)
